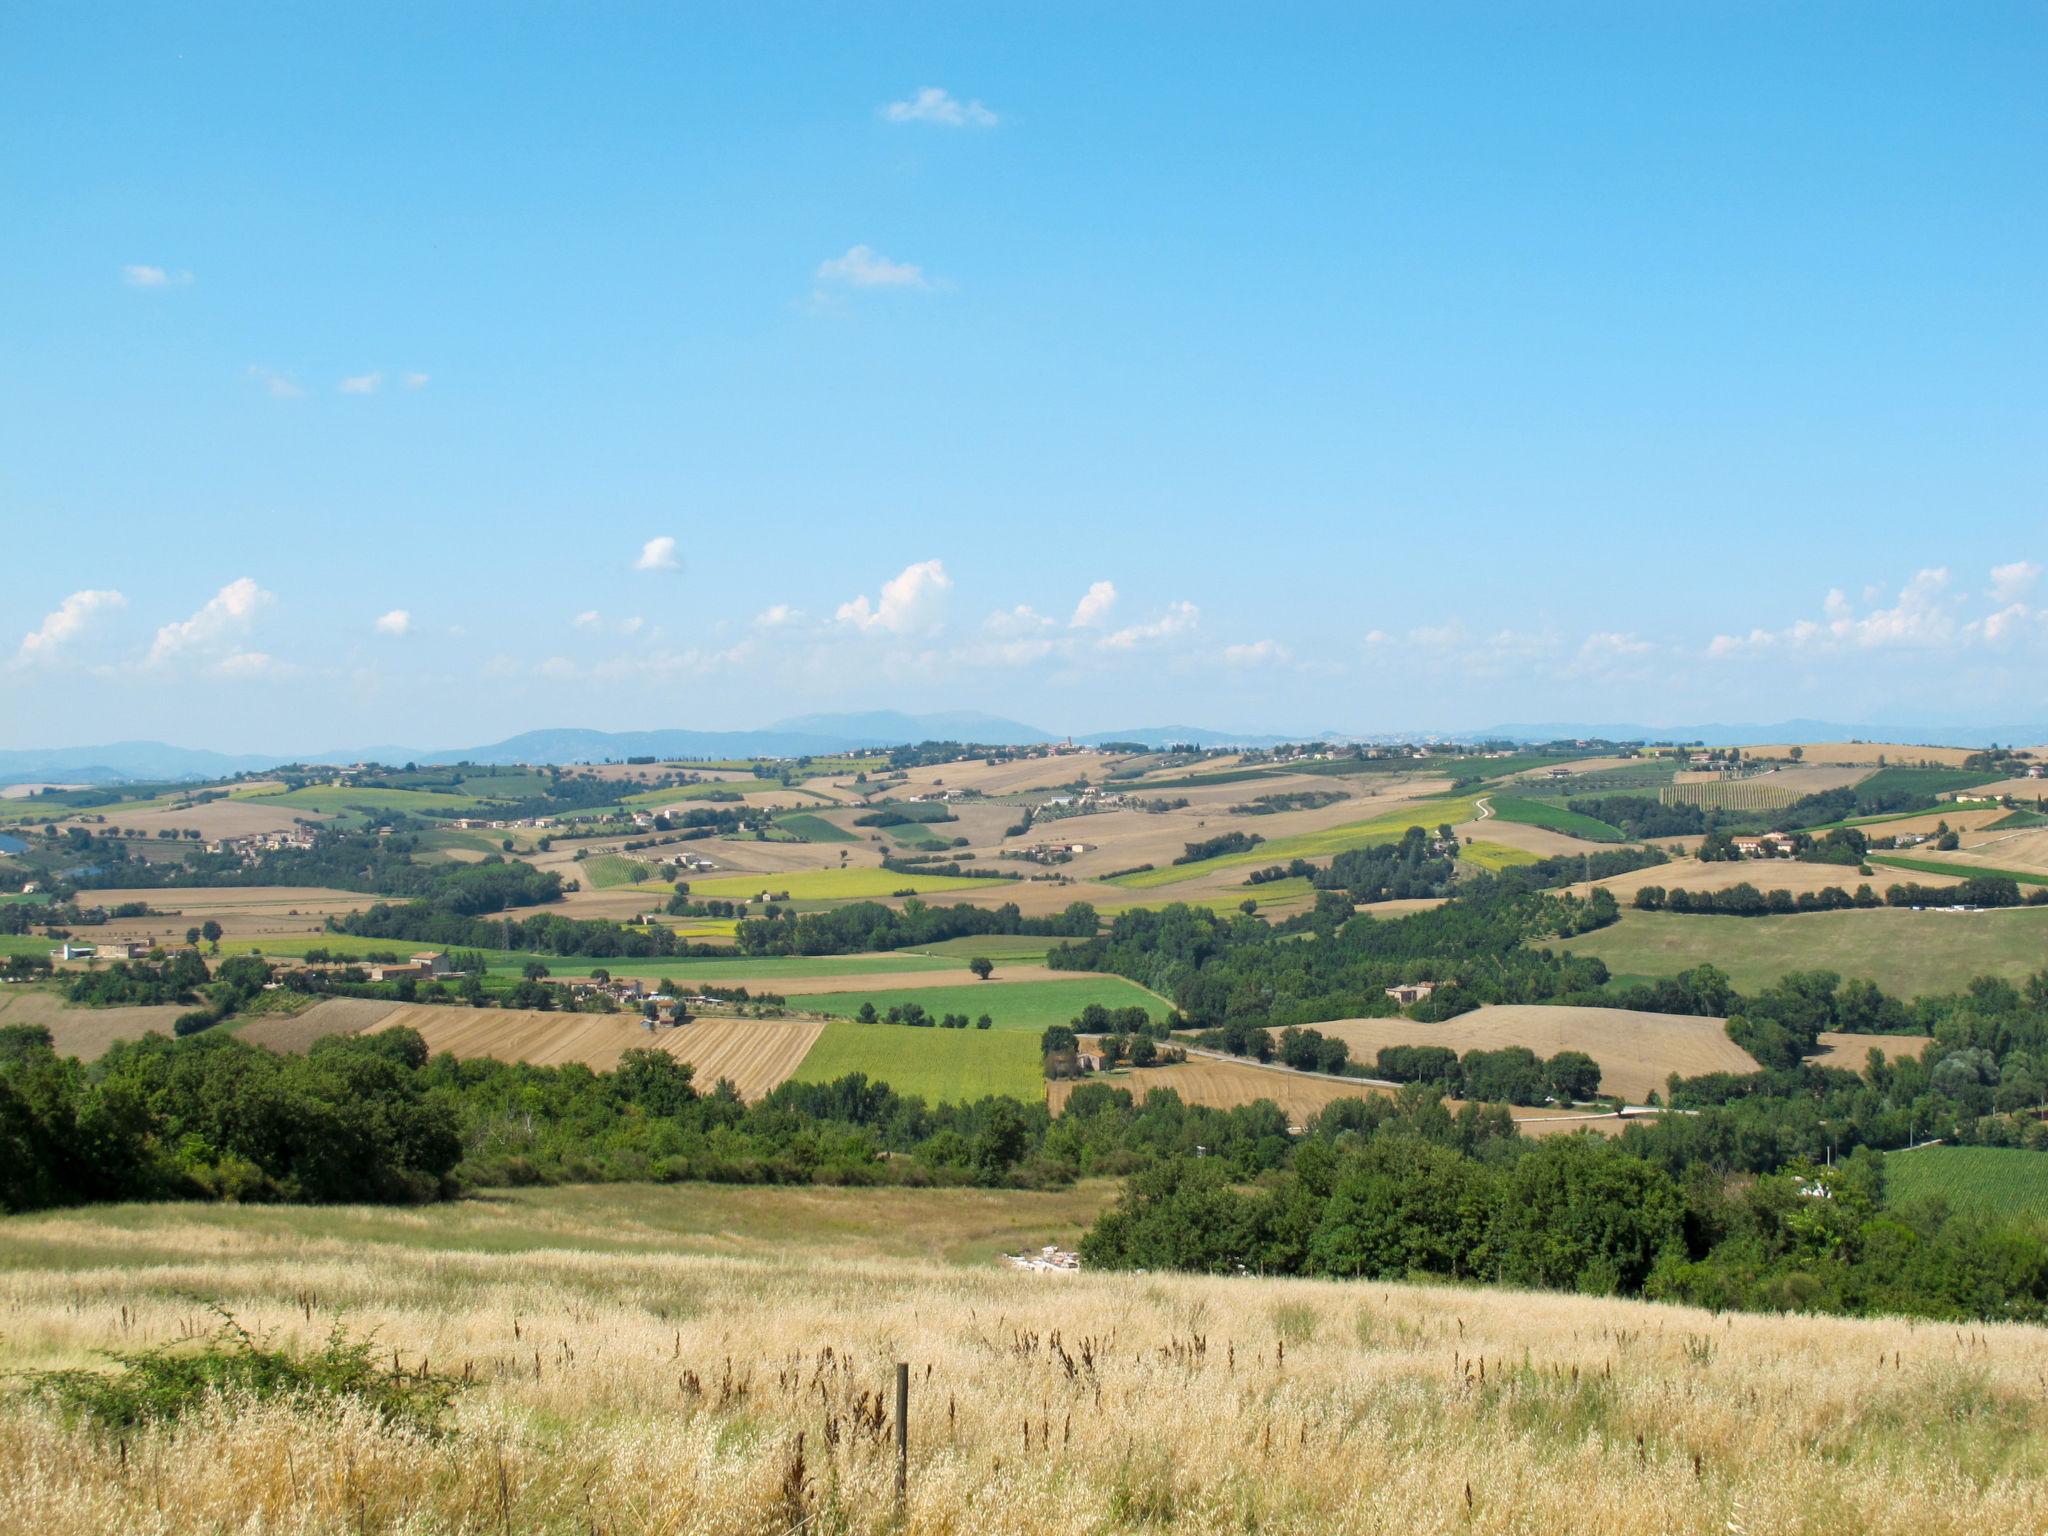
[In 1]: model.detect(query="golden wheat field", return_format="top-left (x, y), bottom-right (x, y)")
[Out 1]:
top-left (1, 1186), bottom-right (2043, 1536)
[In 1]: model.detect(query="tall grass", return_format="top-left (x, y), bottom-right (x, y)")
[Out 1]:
top-left (2, 1196), bottom-right (2045, 1534)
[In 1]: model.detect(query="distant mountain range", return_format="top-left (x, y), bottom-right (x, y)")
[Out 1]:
top-left (3, 713), bottom-right (2040, 785)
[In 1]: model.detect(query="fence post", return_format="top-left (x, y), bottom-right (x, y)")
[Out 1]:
top-left (894, 1360), bottom-right (909, 1506)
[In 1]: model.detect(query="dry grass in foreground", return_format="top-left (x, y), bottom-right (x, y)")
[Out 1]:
top-left (2, 1187), bottom-right (2042, 1534)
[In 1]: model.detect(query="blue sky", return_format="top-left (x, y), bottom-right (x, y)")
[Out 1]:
top-left (3, 2), bottom-right (2043, 751)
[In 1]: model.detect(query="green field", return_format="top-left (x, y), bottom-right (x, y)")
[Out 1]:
top-left (1116, 796), bottom-right (1486, 888)
top-left (581, 853), bottom-right (656, 887)
top-left (908, 934), bottom-right (1059, 960)
top-left (1855, 766), bottom-right (2006, 801)
top-left (1660, 778), bottom-right (1807, 811)
top-left (1886, 1146), bottom-right (2048, 1222)
top-left (685, 868), bottom-right (1009, 900)
top-left (772, 812), bottom-right (857, 842)
top-left (796, 975), bottom-right (1167, 1032)
top-left (886, 822), bottom-right (954, 850)
top-left (617, 780), bottom-right (772, 808)
top-left (1555, 906), bottom-right (2048, 998)
top-left (1486, 796), bottom-right (1624, 841)
top-left (263, 785), bottom-right (495, 817)
top-left (1866, 854), bottom-right (2048, 888)
top-left (790, 1020), bottom-right (1044, 1102)
top-left (1460, 839), bottom-right (1544, 871)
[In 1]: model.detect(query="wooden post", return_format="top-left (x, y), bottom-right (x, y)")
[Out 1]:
top-left (894, 1361), bottom-right (909, 1505)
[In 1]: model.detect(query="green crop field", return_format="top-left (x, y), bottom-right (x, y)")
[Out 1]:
top-left (1866, 854), bottom-right (2048, 888)
top-left (790, 1020), bottom-right (1044, 1102)
top-left (685, 868), bottom-right (1009, 901)
top-left (1555, 906), bottom-right (2048, 998)
top-left (1116, 796), bottom-right (1486, 888)
top-left (796, 975), bottom-right (1166, 1032)
top-left (1461, 840), bottom-right (1543, 871)
top-left (265, 785), bottom-right (494, 817)
top-left (617, 781), bottom-right (771, 808)
top-left (1549, 762), bottom-right (1681, 794)
top-left (1886, 1146), bottom-right (2048, 1222)
top-left (582, 854), bottom-right (656, 888)
top-left (1855, 766), bottom-right (2006, 801)
top-left (1486, 796), bottom-right (1624, 841)
top-left (773, 812), bottom-right (857, 842)
top-left (907, 934), bottom-right (1059, 960)
top-left (1660, 778), bottom-right (1805, 811)
top-left (884, 823), bottom-right (952, 850)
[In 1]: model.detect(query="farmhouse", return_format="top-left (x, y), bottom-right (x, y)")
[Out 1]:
top-left (1385, 981), bottom-right (1437, 1005)
top-left (48, 942), bottom-right (97, 962)
top-left (367, 961), bottom-right (429, 982)
top-left (410, 950), bottom-right (454, 976)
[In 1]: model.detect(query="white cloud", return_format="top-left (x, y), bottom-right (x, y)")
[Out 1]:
top-left (816, 245), bottom-right (928, 289)
top-left (573, 610), bottom-right (601, 629)
top-left (837, 559), bottom-right (952, 634)
top-left (247, 365), bottom-right (302, 399)
top-left (1710, 568), bottom-right (1962, 657)
top-left (14, 589), bottom-right (126, 667)
top-left (373, 609), bottom-right (411, 637)
top-left (402, 372), bottom-right (430, 390)
top-left (214, 650), bottom-right (293, 679)
top-left (1103, 601), bottom-right (1200, 649)
top-left (984, 604), bottom-right (1055, 636)
top-left (1990, 561), bottom-right (2041, 605)
top-left (148, 578), bottom-right (273, 667)
top-left (538, 656), bottom-right (580, 680)
top-left (1070, 580), bottom-right (1117, 629)
top-left (339, 372), bottom-right (383, 395)
top-left (754, 604), bottom-right (802, 627)
top-left (882, 87), bottom-right (998, 128)
top-left (123, 264), bottom-right (192, 288)
top-left (635, 535), bottom-right (681, 572)
top-left (1223, 638), bottom-right (1291, 667)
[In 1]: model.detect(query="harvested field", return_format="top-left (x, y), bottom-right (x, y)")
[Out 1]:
top-left (656, 1016), bottom-right (828, 1098)
top-left (1921, 825), bottom-right (2048, 876)
top-left (1312, 1005), bottom-right (1756, 1103)
top-left (686, 868), bottom-right (1009, 900)
top-left (92, 798), bottom-right (326, 841)
top-left (1554, 856), bottom-right (1959, 905)
top-left (76, 885), bottom-right (373, 947)
top-left (378, 1003), bottom-right (823, 1096)
top-left (1050, 1055), bottom-right (1631, 1134)
top-left (1456, 817), bottom-right (1600, 859)
top-left (1745, 742), bottom-right (1983, 767)
top-left (1812, 1031), bottom-right (1931, 1072)
top-left (0, 987), bottom-right (183, 1060)
top-left (886, 754), bottom-right (1125, 798)
top-left (236, 996), bottom-right (402, 1053)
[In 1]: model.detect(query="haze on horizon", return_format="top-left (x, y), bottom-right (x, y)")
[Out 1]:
top-left (3, 3), bottom-right (2043, 755)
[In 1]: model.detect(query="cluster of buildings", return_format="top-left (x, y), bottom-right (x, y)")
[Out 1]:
top-left (206, 829), bottom-right (317, 858)
top-left (49, 939), bottom-right (154, 963)
top-left (1729, 832), bottom-right (1799, 858)
top-left (447, 816), bottom-right (555, 831)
